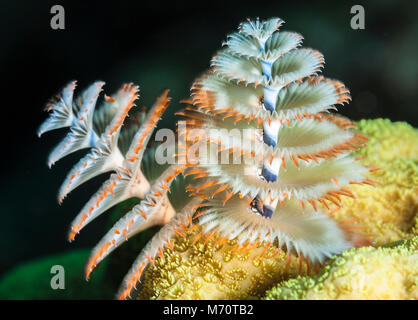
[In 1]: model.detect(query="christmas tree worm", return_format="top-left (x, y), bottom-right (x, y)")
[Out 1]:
top-left (38, 17), bottom-right (374, 299)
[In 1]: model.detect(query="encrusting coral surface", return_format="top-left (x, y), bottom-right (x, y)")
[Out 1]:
top-left (136, 227), bottom-right (311, 300)
top-left (263, 237), bottom-right (418, 300)
top-left (332, 119), bottom-right (418, 245)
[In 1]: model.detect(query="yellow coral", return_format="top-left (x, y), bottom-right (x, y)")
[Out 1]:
top-left (334, 184), bottom-right (417, 245)
top-left (355, 118), bottom-right (417, 188)
top-left (263, 237), bottom-right (418, 300)
top-left (137, 228), bottom-right (311, 300)
top-left (333, 119), bottom-right (418, 245)
top-left (355, 118), bottom-right (418, 165)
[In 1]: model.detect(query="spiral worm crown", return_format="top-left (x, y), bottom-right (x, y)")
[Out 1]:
top-left (38, 17), bottom-right (372, 299)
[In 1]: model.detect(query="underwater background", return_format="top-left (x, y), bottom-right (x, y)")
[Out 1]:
top-left (0, 0), bottom-right (417, 299)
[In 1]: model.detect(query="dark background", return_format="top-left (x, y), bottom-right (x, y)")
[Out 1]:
top-left (0, 0), bottom-right (417, 277)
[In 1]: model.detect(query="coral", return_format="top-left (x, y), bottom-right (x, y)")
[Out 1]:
top-left (263, 237), bottom-right (418, 300)
top-left (355, 118), bottom-right (418, 188)
top-left (332, 119), bottom-right (418, 245)
top-left (39, 17), bottom-right (373, 299)
top-left (355, 119), bottom-right (417, 167)
top-left (137, 228), bottom-right (311, 300)
top-left (333, 184), bottom-right (417, 245)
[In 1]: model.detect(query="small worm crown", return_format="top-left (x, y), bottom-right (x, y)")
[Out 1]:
top-left (38, 17), bottom-right (372, 299)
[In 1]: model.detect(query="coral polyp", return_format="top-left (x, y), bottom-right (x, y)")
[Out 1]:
top-left (38, 17), bottom-right (373, 299)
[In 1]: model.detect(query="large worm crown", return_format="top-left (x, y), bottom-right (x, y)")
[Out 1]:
top-left (38, 17), bottom-right (372, 299)
top-left (183, 17), bottom-right (372, 262)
